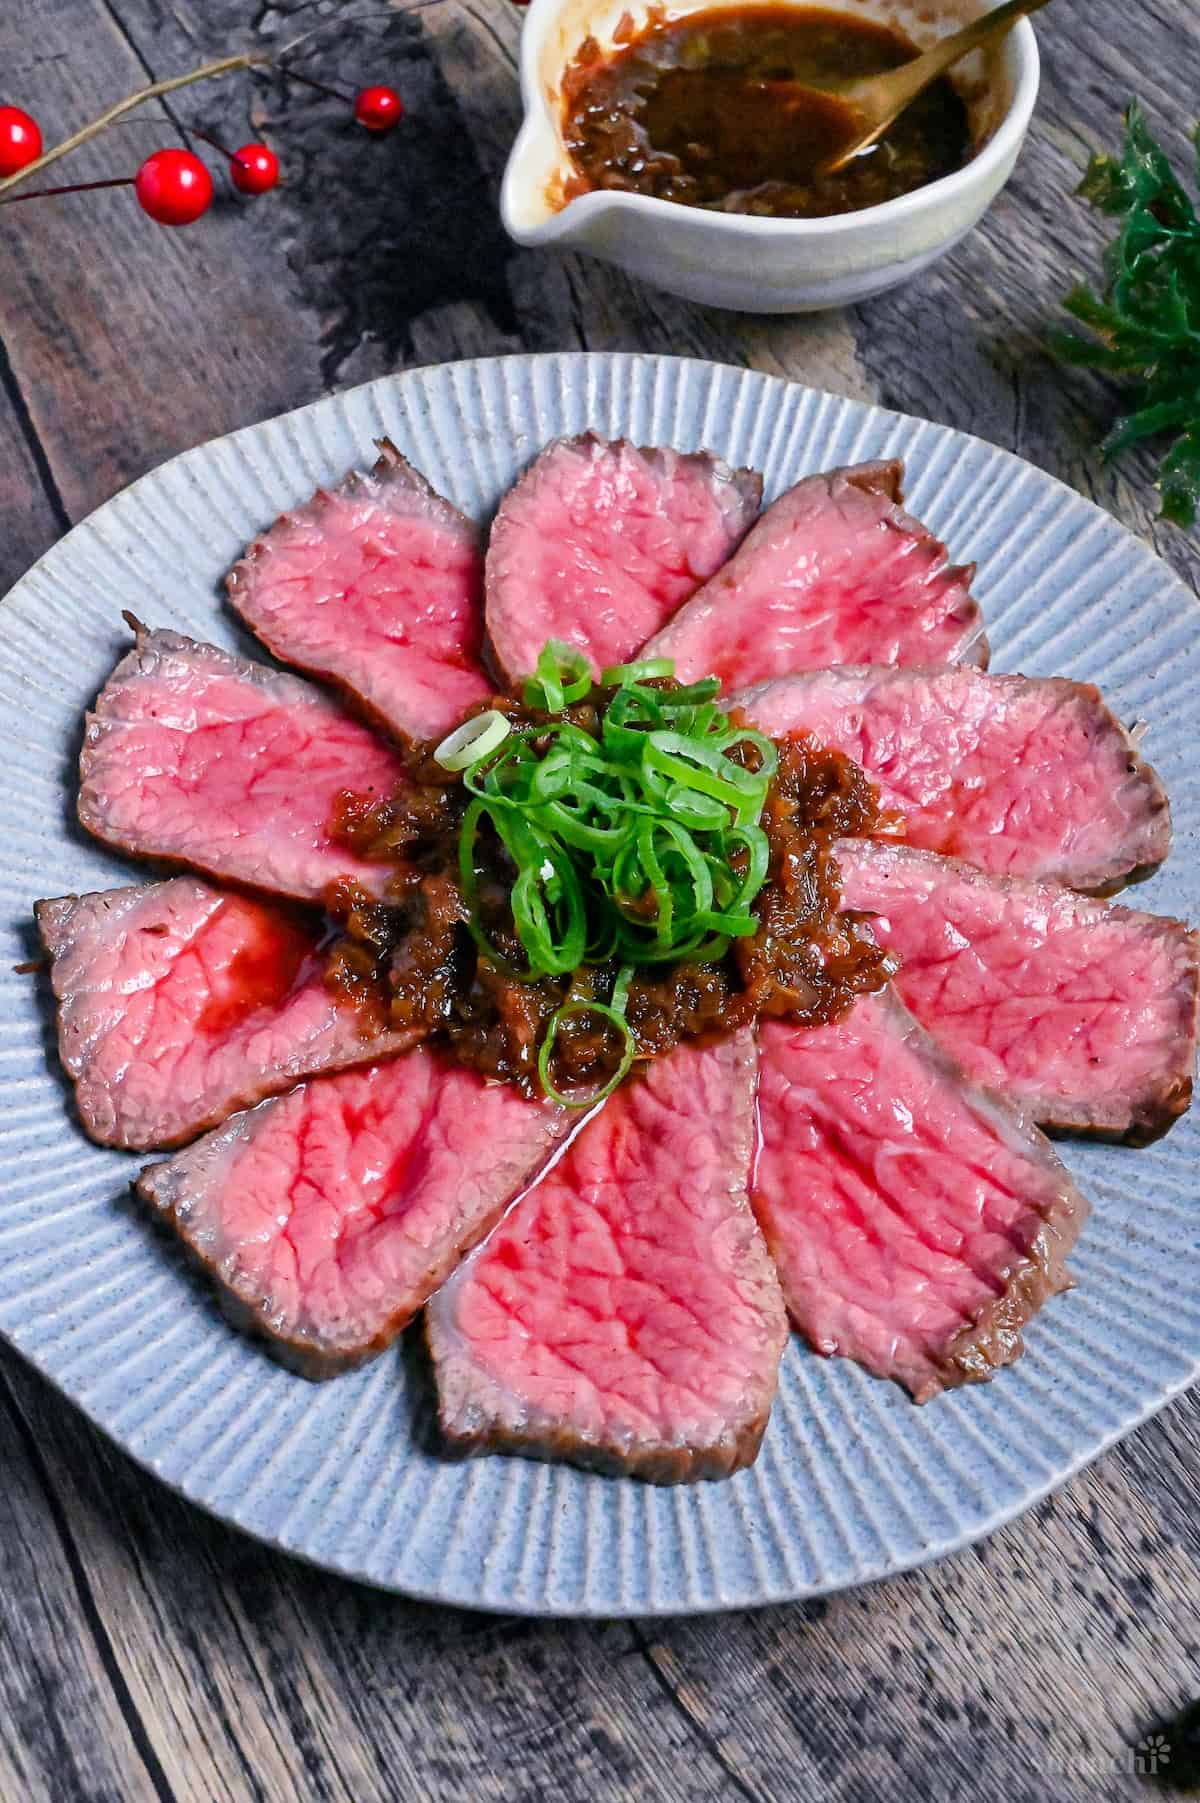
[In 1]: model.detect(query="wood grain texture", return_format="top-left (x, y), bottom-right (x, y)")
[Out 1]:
top-left (1, 0), bottom-right (1199, 1796)
top-left (0, 347), bottom-right (68, 601)
top-left (0, 1376), bottom-right (161, 1803)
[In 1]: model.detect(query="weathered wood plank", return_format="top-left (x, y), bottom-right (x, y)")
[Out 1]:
top-left (0, 0), bottom-right (308, 523)
top-left (0, 0), bottom-right (519, 525)
top-left (637, 1389), bottom-right (1200, 1801)
top-left (9, 1321), bottom-right (1198, 1803)
top-left (0, 1363), bottom-right (161, 1803)
top-left (0, 342), bottom-right (68, 599)
top-left (0, 1349), bottom-right (762, 1803)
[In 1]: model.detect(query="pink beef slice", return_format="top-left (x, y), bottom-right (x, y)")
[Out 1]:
top-left (643, 460), bottom-right (986, 686)
top-left (426, 1033), bottom-right (788, 1483)
top-left (136, 1050), bottom-right (566, 1377)
top-left (78, 626), bottom-right (406, 903)
top-left (837, 840), bottom-right (1199, 1144)
top-left (227, 439), bottom-right (490, 743)
top-left (36, 878), bottom-right (419, 1152)
top-left (736, 665), bottom-right (1170, 891)
top-left (484, 433), bottom-right (763, 684)
top-left (753, 990), bottom-right (1090, 1403)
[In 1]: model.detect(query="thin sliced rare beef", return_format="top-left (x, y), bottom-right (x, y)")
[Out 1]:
top-left (643, 460), bottom-right (985, 685)
top-left (736, 665), bottom-right (1169, 891)
top-left (137, 1050), bottom-right (565, 1376)
top-left (37, 878), bottom-right (417, 1151)
top-left (227, 439), bottom-right (490, 743)
top-left (426, 1033), bottom-right (788, 1483)
top-left (485, 433), bottom-right (762, 684)
top-left (753, 989), bottom-right (1089, 1403)
top-left (837, 841), bottom-right (1199, 1143)
top-left (78, 626), bottom-right (405, 903)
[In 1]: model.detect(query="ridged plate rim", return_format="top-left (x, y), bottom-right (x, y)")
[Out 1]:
top-left (0, 351), bottom-right (1196, 1617)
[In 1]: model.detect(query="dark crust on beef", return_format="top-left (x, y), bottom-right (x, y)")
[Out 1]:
top-left (892, 1010), bottom-right (1092, 1405)
top-left (1046, 682), bottom-right (1170, 893)
top-left (485, 431), bottom-right (763, 685)
top-left (135, 1146), bottom-right (426, 1381)
top-left (839, 842), bottom-right (1199, 1144)
top-left (35, 885), bottom-right (421, 1152)
top-left (426, 1033), bottom-right (785, 1481)
top-left (736, 666), bottom-right (1172, 892)
top-left (1077, 700), bottom-right (1172, 891)
top-left (226, 438), bottom-right (482, 744)
top-left (427, 1321), bottom-right (773, 1483)
top-left (645, 458), bottom-right (988, 676)
top-left (843, 458), bottom-right (905, 505)
top-left (1044, 1075), bottom-right (1195, 1147)
top-left (843, 459), bottom-right (987, 670)
top-left (34, 894), bottom-right (97, 1142)
top-left (913, 1199), bottom-right (1079, 1403)
top-left (1091, 853), bottom-right (1174, 897)
top-left (203, 1280), bottom-right (389, 1382)
top-left (1032, 914), bottom-right (1198, 1145)
top-left (77, 622), bottom-right (400, 902)
top-left (134, 1136), bottom-right (378, 1380)
top-left (135, 1073), bottom-right (564, 1381)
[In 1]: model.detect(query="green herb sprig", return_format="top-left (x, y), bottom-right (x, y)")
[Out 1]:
top-left (1052, 101), bottom-right (1200, 526)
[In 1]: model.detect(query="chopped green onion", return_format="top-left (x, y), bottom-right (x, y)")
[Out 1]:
top-left (714, 727), bottom-right (779, 782)
top-left (660, 677), bottom-right (722, 706)
top-left (523, 639), bottom-right (593, 712)
top-left (537, 998), bottom-right (635, 1108)
top-left (693, 908), bottom-right (757, 937)
top-left (663, 783), bottom-right (728, 831)
top-left (643, 732), bottom-right (768, 820)
top-left (434, 709), bottom-right (511, 771)
top-left (599, 656), bottom-right (675, 686)
top-left (448, 643), bottom-right (781, 1102)
top-left (724, 823), bottom-right (770, 899)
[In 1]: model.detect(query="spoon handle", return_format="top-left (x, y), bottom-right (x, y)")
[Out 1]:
top-left (845, 0), bottom-right (1052, 124)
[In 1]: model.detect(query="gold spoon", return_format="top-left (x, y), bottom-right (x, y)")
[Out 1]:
top-left (799, 0), bottom-right (1053, 175)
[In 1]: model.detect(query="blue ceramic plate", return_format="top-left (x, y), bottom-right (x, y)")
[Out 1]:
top-left (0, 353), bottom-right (1196, 1616)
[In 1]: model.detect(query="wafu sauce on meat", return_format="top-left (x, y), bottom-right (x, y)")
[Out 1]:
top-left (321, 680), bottom-right (894, 1101)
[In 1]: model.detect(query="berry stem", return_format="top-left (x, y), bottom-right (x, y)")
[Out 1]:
top-left (280, 68), bottom-right (354, 105)
top-left (0, 51), bottom-right (268, 198)
top-left (192, 126), bottom-right (237, 161)
top-left (0, 176), bottom-right (135, 206)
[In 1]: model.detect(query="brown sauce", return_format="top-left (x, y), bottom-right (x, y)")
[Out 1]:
top-left (560, 5), bottom-right (971, 220)
top-left (324, 684), bottom-right (894, 1102)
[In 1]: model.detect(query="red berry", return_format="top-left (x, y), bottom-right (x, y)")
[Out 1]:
top-left (134, 148), bottom-right (213, 226)
top-left (354, 85), bottom-right (404, 133)
top-left (230, 143), bottom-right (279, 196)
top-left (0, 105), bottom-right (42, 177)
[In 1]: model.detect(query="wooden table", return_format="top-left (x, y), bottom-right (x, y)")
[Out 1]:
top-left (2, 2), bottom-right (1198, 1797)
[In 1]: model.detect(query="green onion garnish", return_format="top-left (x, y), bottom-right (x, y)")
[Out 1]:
top-left (434, 709), bottom-right (511, 772)
top-left (456, 647), bottom-right (777, 1100)
top-left (537, 969), bottom-right (636, 1108)
top-left (523, 640), bottom-right (593, 711)
top-left (599, 656), bottom-right (675, 685)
